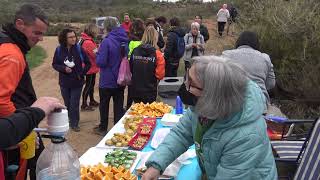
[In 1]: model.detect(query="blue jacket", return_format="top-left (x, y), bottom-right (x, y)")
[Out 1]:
top-left (96, 27), bottom-right (128, 88)
top-left (52, 45), bottom-right (91, 88)
top-left (146, 81), bottom-right (278, 180)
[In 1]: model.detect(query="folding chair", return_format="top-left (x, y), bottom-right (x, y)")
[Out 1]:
top-left (293, 118), bottom-right (320, 180)
top-left (271, 118), bottom-right (316, 161)
top-left (270, 117), bottom-right (320, 179)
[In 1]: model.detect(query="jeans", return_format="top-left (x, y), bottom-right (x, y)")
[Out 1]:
top-left (99, 87), bottom-right (125, 130)
top-left (165, 62), bottom-right (179, 77)
top-left (82, 73), bottom-right (97, 106)
top-left (60, 86), bottom-right (83, 127)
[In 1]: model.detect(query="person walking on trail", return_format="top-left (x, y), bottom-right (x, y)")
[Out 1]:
top-left (217, 4), bottom-right (230, 37)
top-left (52, 28), bottom-right (91, 132)
top-left (194, 15), bottom-right (209, 42)
top-left (127, 18), bottom-right (145, 109)
top-left (121, 13), bottom-right (132, 35)
top-left (80, 24), bottom-right (100, 111)
top-left (0, 4), bottom-right (49, 180)
top-left (222, 31), bottom-right (276, 105)
top-left (95, 17), bottom-right (129, 136)
top-left (183, 22), bottom-right (205, 72)
top-left (227, 4), bottom-right (238, 36)
top-left (164, 17), bottom-right (186, 77)
top-left (130, 26), bottom-right (165, 104)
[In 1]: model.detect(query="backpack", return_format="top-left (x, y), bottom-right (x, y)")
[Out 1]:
top-left (230, 7), bottom-right (238, 19)
top-left (175, 34), bottom-right (185, 59)
top-left (56, 44), bottom-right (84, 63)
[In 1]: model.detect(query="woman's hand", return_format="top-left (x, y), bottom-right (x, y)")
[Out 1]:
top-left (141, 167), bottom-right (161, 180)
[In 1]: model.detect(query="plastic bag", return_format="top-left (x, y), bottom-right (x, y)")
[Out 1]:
top-left (117, 57), bottom-right (132, 86)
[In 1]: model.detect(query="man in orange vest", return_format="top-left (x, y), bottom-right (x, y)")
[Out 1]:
top-left (0, 4), bottom-right (49, 179)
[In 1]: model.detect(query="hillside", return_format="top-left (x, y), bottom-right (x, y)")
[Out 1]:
top-left (0, 0), bottom-right (219, 25)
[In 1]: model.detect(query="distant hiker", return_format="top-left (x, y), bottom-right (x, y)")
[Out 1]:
top-left (127, 18), bottom-right (145, 109)
top-left (130, 26), bottom-right (165, 103)
top-left (194, 15), bottom-right (209, 42)
top-left (52, 28), bottom-right (91, 132)
top-left (227, 4), bottom-right (238, 35)
top-left (80, 24), bottom-right (100, 111)
top-left (121, 13), bottom-right (132, 34)
top-left (184, 22), bottom-right (205, 72)
top-left (95, 17), bottom-right (129, 136)
top-left (164, 17), bottom-right (186, 77)
top-left (217, 4), bottom-right (230, 37)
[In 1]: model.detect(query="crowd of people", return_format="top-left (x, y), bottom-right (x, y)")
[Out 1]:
top-left (0, 2), bottom-right (279, 180)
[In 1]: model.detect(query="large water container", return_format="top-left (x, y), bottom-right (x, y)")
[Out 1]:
top-left (36, 137), bottom-right (80, 180)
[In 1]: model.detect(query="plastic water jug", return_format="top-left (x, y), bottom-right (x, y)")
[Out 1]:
top-left (36, 136), bottom-right (80, 180)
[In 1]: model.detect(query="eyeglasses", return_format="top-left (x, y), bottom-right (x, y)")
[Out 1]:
top-left (185, 68), bottom-right (203, 92)
top-left (67, 35), bottom-right (76, 39)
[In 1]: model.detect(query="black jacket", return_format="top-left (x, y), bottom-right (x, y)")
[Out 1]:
top-left (0, 24), bottom-right (37, 109)
top-left (130, 44), bottom-right (158, 98)
top-left (164, 26), bottom-right (186, 62)
top-left (200, 24), bottom-right (210, 42)
top-left (0, 107), bottom-right (45, 149)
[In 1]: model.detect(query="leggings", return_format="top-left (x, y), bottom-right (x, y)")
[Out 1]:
top-left (82, 73), bottom-right (96, 105)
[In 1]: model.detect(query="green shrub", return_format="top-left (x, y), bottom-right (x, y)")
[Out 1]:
top-left (26, 46), bottom-right (47, 69)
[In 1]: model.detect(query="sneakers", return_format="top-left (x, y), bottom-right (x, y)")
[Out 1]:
top-left (89, 100), bottom-right (100, 107)
top-left (70, 126), bottom-right (80, 132)
top-left (81, 104), bottom-right (95, 111)
top-left (93, 126), bottom-right (107, 136)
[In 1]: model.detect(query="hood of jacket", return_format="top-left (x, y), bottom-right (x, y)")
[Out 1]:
top-left (168, 26), bottom-right (185, 37)
top-left (107, 26), bottom-right (129, 43)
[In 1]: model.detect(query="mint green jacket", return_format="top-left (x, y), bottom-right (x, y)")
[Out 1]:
top-left (146, 81), bottom-right (277, 180)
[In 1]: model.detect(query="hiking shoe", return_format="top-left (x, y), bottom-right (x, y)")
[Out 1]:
top-left (93, 126), bottom-right (107, 136)
top-left (70, 126), bottom-right (80, 132)
top-left (89, 101), bottom-right (100, 107)
top-left (81, 105), bottom-right (95, 111)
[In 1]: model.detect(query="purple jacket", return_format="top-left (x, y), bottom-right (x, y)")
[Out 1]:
top-left (96, 27), bottom-right (129, 88)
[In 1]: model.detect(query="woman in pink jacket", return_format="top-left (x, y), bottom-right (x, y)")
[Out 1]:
top-left (80, 24), bottom-right (100, 111)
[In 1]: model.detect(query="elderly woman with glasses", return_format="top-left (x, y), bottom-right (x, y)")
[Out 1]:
top-left (142, 56), bottom-right (277, 180)
top-left (183, 22), bottom-right (205, 72)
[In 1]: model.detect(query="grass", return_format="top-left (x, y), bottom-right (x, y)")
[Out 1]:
top-left (26, 46), bottom-right (47, 69)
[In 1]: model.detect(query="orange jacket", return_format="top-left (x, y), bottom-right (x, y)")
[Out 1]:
top-left (155, 50), bottom-right (165, 80)
top-left (0, 43), bottom-right (25, 117)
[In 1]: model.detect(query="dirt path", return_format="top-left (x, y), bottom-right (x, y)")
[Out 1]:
top-left (31, 19), bottom-right (237, 156)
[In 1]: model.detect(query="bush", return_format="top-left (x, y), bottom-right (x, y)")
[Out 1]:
top-left (26, 46), bottom-right (47, 69)
top-left (233, 0), bottom-right (320, 118)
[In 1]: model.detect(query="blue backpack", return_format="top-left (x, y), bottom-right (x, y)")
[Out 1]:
top-left (56, 44), bottom-right (84, 62)
top-left (176, 35), bottom-right (185, 59)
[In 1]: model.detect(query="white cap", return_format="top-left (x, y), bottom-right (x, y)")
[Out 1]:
top-left (47, 109), bottom-right (69, 136)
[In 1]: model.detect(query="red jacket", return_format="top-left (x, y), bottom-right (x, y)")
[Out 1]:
top-left (121, 21), bottom-right (132, 33)
top-left (80, 33), bottom-right (99, 74)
